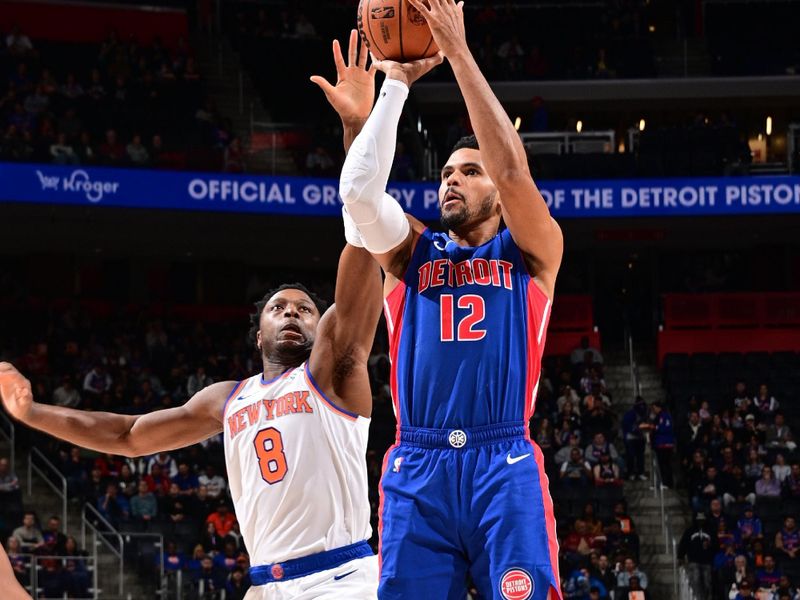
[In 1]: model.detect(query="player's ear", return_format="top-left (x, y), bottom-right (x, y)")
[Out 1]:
top-left (256, 330), bottom-right (262, 351)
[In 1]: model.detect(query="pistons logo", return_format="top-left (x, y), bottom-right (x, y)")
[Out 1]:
top-left (499, 568), bottom-right (534, 600)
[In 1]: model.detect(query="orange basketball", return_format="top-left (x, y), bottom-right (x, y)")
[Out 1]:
top-left (357, 0), bottom-right (439, 62)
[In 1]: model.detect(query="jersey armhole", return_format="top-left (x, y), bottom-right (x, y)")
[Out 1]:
top-left (221, 380), bottom-right (245, 420)
top-left (399, 226), bottom-right (429, 287)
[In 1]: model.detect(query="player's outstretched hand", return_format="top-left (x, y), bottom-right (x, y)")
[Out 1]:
top-left (370, 52), bottom-right (444, 88)
top-left (310, 29), bottom-right (375, 127)
top-left (0, 362), bottom-right (34, 422)
top-left (408, 0), bottom-right (468, 60)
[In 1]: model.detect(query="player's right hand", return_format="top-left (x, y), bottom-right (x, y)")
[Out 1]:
top-left (0, 362), bottom-right (34, 422)
top-left (310, 29), bottom-right (375, 126)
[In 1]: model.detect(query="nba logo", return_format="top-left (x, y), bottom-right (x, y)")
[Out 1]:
top-left (392, 457), bottom-right (404, 473)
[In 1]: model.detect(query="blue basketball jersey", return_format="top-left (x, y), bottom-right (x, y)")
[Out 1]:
top-left (384, 228), bottom-right (552, 429)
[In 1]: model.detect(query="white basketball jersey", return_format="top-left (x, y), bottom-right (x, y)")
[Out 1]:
top-left (222, 363), bottom-right (371, 566)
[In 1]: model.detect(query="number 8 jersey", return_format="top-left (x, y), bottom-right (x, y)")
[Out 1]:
top-left (222, 364), bottom-right (371, 566)
top-left (384, 228), bottom-right (552, 429)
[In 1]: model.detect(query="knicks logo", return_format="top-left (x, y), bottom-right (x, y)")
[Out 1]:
top-left (499, 568), bottom-right (534, 600)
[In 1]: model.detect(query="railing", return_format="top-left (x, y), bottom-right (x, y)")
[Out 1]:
top-left (121, 531), bottom-right (165, 598)
top-left (28, 448), bottom-right (67, 532)
top-left (13, 553), bottom-right (97, 600)
top-left (0, 408), bottom-right (15, 469)
top-left (650, 439), bottom-right (680, 600)
top-left (521, 130), bottom-right (616, 156)
top-left (81, 503), bottom-right (124, 598)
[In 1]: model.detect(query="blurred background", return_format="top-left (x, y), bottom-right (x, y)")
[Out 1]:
top-left (0, 0), bottom-right (799, 599)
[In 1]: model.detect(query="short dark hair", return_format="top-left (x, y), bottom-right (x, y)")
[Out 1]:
top-left (451, 134), bottom-right (479, 154)
top-left (248, 283), bottom-right (327, 346)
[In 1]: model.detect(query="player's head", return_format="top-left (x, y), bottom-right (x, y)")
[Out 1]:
top-left (249, 283), bottom-right (328, 365)
top-left (438, 135), bottom-right (502, 233)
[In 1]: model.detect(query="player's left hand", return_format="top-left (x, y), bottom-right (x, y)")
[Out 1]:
top-left (407, 0), bottom-right (468, 60)
top-left (310, 29), bottom-right (375, 127)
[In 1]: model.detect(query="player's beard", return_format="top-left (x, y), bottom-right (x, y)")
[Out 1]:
top-left (264, 336), bottom-right (313, 367)
top-left (440, 191), bottom-right (496, 231)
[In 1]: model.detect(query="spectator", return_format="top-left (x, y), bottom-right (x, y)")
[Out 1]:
top-left (774, 517), bottom-right (799, 562)
top-left (97, 482), bottom-right (128, 526)
top-left (24, 84), bottom-right (49, 116)
top-left (593, 452), bottom-right (622, 487)
top-left (773, 453), bottom-right (791, 483)
top-left (206, 500), bottom-right (235, 537)
top-left (187, 366), bottom-right (213, 398)
top-left (6, 26), bottom-right (34, 56)
top-left (198, 465), bottom-right (226, 500)
top-left (678, 513), bottom-right (716, 600)
top-left (591, 554), bottom-right (616, 596)
top-left (755, 466), bottom-right (781, 500)
top-left (744, 448), bottom-right (765, 482)
top-left (226, 566), bottom-right (250, 600)
top-left (616, 557), bottom-right (648, 591)
top-left (753, 384), bottom-right (778, 420)
top-left (5, 536), bottom-right (29, 587)
top-left (620, 398), bottom-right (647, 481)
top-left (755, 553), bottom-right (782, 589)
top-left (143, 462), bottom-right (172, 496)
top-left (117, 463), bottom-right (138, 499)
top-left (570, 336), bottom-right (603, 365)
top-left (736, 505), bottom-right (763, 544)
top-left (130, 480), bottom-right (158, 524)
top-left (82, 364), bottom-right (112, 398)
top-left (202, 521), bottom-right (224, 554)
top-left (213, 540), bottom-right (241, 573)
top-left (148, 451), bottom-right (178, 478)
top-left (52, 376), bottom-right (81, 408)
top-left (555, 433), bottom-right (583, 467)
top-left (719, 554), bottom-right (751, 600)
top-left (585, 433), bottom-right (618, 466)
top-left (304, 145), bottom-right (335, 177)
top-left (162, 541), bottom-right (187, 573)
top-left (74, 131), bottom-right (95, 164)
top-left (766, 412), bottom-right (796, 452)
top-left (293, 13), bottom-right (317, 38)
top-left (161, 483), bottom-right (190, 523)
top-left (733, 579), bottom-right (755, 600)
top-left (724, 464), bottom-right (755, 510)
top-left (98, 129), bottom-right (125, 165)
top-left (59, 74), bottom-right (84, 102)
top-left (783, 463), bottom-right (800, 499)
top-left (557, 384), bottom-right (580, 413)
top-left (644, 401), bottom-right (675, 489)
top-left (174, 462), bottom-right (199, 496)
top-left (13, 511), bottom-right (43, 552)
top-left (0, 456), bottom-right (20, 497)
top-left (194, 554), bottom-right (224, 593)
top-left (126, 133), bottom-right (149, 165)
top-left (50, 133), bottom-right (78, 165)
top-left (41, 516), bottom-right (67, 556)
top-left (560, 448), bottom-right (593, 488)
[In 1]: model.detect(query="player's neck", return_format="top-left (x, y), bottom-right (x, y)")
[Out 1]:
top-left (261, 356), bottom-right (304, 381)
top-left (448, 218), bottom-right (499, 248)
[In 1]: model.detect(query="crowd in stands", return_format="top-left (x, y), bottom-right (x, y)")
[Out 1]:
top-left (667, 353), bottom-right (800, 600)
top-left (0, 27), bottom-right (242, 171)
top-left (529, 336), bottom-right (662, 599)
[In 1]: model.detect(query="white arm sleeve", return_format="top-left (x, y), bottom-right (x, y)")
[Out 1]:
top-left (339, 78), bottom-right (410, 254)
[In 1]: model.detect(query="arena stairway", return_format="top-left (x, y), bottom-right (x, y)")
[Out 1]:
top-left (604, 354), bottom-right (692, 600)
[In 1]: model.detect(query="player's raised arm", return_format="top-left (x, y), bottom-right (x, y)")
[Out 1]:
top-left (0, 542), bottom-right (31, 600)
top-left (411, 0), bottom-right (563, 298)
top-left (0, 362), bottom-right (228, 457)
top-left (322, 31), bottom-right (440, 280)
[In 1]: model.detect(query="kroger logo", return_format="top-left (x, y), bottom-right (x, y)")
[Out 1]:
top-left (35, 169), bottom-right (120, 203)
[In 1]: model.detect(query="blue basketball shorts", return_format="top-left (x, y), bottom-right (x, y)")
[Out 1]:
top-left (377, 423), bottom-right (562, 600)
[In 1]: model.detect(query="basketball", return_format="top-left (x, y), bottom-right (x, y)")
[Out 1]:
top-left (357, 0), bottom-right (439, 62)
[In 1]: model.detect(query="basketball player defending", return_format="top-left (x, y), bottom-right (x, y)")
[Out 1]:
top-left (0, 253), bottom-right (383, 596)
top-left (319, 1), bottom-right (565, 598)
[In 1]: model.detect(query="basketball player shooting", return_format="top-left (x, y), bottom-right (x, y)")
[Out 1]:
top-left (322, 0), bottom-right (565, 598)
top-left (0, 246), bottom-right (383, 599)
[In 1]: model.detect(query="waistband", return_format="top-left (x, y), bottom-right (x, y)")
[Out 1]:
top-left (398, 422), bottom-right (528, 449)
top-left (249, 540), bottom-right (372, 585)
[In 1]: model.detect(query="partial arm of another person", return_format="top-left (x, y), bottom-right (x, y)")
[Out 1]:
top-left (0, 362), bottom-right (229, 457)
top-left (0, 543), bottom-right (31, 600)
top-left (410, 0), bottom-right (563, 298)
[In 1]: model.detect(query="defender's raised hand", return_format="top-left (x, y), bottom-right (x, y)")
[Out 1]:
top-left (407, 0), bottom-right (468, 59)
top-left (0, 362), bottom-right (33, 422)
top-left (310, 29), bottom-right (375, 127)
